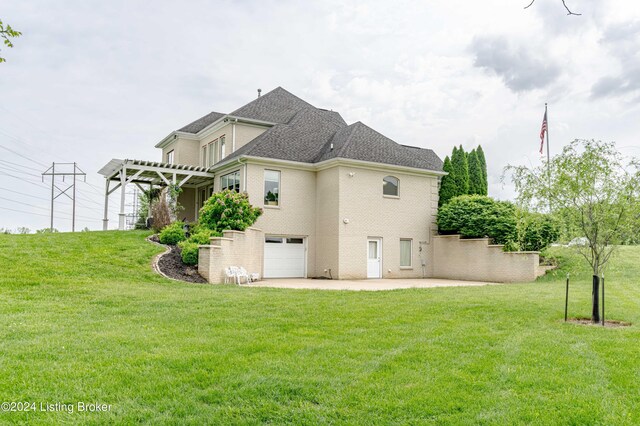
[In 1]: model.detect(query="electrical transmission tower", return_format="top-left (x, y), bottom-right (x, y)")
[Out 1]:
top-left (41, 162), bottom-right (86, 232)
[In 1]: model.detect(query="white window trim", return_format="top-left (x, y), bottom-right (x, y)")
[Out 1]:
top-left (220, 170), bottom-right (240, 192)
top-left (383, 175), bottom-right (400, 198)
top-left (201, 145), bottom-right (207, 167)
top-left (264, 169), bottom-right (281, 208)
top-left (208, 140), bottom-right (216, 166)
top-left (220, 135), bottom-right (226, 160)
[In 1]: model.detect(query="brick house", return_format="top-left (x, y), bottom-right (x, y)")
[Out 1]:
top-left (99, 87), bottom-right (542, 283)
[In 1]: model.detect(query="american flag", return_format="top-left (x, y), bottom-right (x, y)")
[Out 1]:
top-left (539, 110), bottom-right (548, 154)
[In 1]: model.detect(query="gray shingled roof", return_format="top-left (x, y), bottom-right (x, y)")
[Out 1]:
top-left (178, 111), bottom-right (225, 134)
top-left (318, 109), bottom-right (347, 127)
top-left (229, 87), bottom-right (317, 124)
top-left (181, 87), bottom-right (442, 173)
top-left (224, 107), bottom-right (344, 164)
top-left (314, 122), bottom-right (443, 171)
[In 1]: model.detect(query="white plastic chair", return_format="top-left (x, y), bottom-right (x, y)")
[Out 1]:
top-left (224, 267), bottom-right (237, 284)
top-left (236, 267), bottom-right (251, 285)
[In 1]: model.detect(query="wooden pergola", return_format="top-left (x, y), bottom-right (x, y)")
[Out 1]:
top-left (98, 159), bottom-right (215, 230)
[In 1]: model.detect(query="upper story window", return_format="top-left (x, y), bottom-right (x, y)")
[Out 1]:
top-left (201, 145), bottom-right (207, 167)
top-left (220, 136), bottom-right (226, 159)
top-left (264, 170), bottom-right (280, 206)
top-left (208, 140), bottom-right (216, 166)
top-left (166, 150), bottom-right (174, 165)
top-left (383, 176), bottom-right (399, 197)
top-left (221, 170), bottom-right (240, 192)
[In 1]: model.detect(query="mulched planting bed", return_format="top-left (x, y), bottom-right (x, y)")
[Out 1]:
top-left (566, 318), bottom-right (632, 328)
top-left (149, 235), bottom-right (207, 284)
top-left (158, 245), bottom-right (207, 284)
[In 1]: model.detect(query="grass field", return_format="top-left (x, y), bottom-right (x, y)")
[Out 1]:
top-left (1, 231), bottom-right (639, 425)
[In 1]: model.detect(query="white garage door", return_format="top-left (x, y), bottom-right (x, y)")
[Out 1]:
top-left (264, 236), bottom-right (306, 278)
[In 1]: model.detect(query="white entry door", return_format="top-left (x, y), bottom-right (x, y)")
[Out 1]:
top-left (264, 236), bottom-right (306, 278)
top-left (367, 238), bottom-right (382, 278)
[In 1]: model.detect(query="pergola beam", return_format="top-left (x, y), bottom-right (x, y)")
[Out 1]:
top-left (178, 174), bottom-right (193, 187)
top-left (98, 158), bottom-right (215, 232)
top-left (155, 171), bottom-right (171, 186)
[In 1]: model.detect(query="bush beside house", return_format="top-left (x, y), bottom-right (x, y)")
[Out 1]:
top-left (158, 221), bottom-right (186, 245)
top-left (158, 190), bottom-right (263, 266)
top-left (179, 227), bottom-right (221, 265)
top-left (437, 195), bottom-right (559, 252)
top-left (199, 190), bottom-right (263, 233)
top-left (438, 145), bottom-right (488, 206)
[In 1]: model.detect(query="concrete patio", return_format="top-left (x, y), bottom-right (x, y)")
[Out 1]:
top-left (245, 278), bottom-right (499, 291)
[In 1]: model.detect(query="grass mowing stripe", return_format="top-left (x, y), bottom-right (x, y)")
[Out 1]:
top-left (1, 232), bottom-right (639, 424)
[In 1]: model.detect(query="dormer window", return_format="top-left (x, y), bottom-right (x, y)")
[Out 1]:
top-left (166, 150), bottom-right (174, 165)
top-left (383, 176), bottom-right (399, 197)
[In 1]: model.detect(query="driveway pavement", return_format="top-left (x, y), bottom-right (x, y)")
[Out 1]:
top-left (246, 278), bottom-right (499, 291)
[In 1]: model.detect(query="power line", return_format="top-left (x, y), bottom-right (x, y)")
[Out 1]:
top-left (0, 195), bottom-right (101, 222)
top-left (0, 171), bottom-right (50, 190)
top-left (0, 140), bottom-right (49, 168)
top-left (0, 195), bottom-right (53, 211)
top-left (0, 187), bottom-right (50, 201)
top-left (0, 163), bottom-right (43, 179)
top-left (0, 177), bottom-right (119, 216)
top-left (0, 205), bottom-right (101, 222)
top-left (0, 205), bottom-right (52, 218)
top-left (0, 159), bottom-right (43, 172)
top-left (0, 187), bottom-right (115, 220)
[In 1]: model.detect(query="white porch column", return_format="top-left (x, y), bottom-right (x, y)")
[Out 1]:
top-left (102, 178), bottom-right (110, 231)
top-left (118, 167), bottom-right (127, 230)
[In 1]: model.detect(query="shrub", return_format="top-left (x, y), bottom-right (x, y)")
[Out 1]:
top-left (36, 228), bottom-right (58, 233)
top-left (188, 229), bottom-right (221, 245)
top-left (178, 241), bottom-right (199, 265)
top-left (437, 195), bottom-right (516, 244)
top-left (176, 229), bottom-right (222, 266)
top-left (159, 221), bottom-right (186, 245)
top-left (518, 213), bottom-right (561, 252)
top-left (151, 192), bottom-right (172, 232)
top-left (198, 190), bottom-right (262, 232)
top-left (502, 240), bottom-right (520, 252)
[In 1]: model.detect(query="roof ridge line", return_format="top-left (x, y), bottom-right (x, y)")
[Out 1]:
top-left (336, 122), bottom-right (364, 157)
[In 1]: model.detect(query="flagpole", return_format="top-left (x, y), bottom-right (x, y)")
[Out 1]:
top-left (546, 103), bottom-right (551, 213)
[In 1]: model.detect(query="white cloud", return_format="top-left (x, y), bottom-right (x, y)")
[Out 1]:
top-left (0, 0), bottom-right (639, 230)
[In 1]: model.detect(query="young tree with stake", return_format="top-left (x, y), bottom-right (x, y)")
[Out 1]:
top-left (505, 139), bottom-right (640, 323)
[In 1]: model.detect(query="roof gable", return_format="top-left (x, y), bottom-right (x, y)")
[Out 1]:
top-left (177, 111), bottom-right (226, 134)
top-left (311, 122), bottom-right (443, 171)
top-left (229, 87), bottom-right (317, 124)
top-left (172, 87), bottom-right (443, 173)
top-left (223, 107), bottom-right (344, 164)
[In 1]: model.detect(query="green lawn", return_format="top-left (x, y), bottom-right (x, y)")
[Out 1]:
top-left (1, 231), bottom-right (639, 425)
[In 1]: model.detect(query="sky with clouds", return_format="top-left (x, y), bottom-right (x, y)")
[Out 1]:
top-left (1, 0), bottom-right (639, 231)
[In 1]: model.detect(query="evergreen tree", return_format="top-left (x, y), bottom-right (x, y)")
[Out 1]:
top-left (451, 144), bottom-right (469, 196)
top-left (438, 156), bottom-right (457, 207)
top-left (476, 145), bottom-right (488, 195)
top-left (468, 149), bottom-right (483, 195)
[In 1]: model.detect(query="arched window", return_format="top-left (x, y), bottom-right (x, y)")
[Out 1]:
top-left (383, 176), bottom-right (399, 196)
